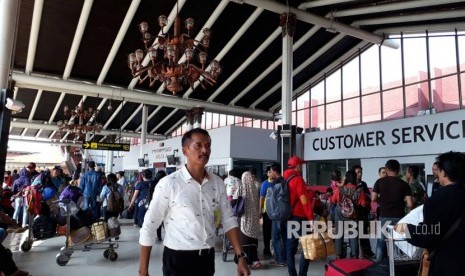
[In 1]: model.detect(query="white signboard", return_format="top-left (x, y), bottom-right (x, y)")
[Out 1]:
top-left (304, 109), bottom-right (465, 160)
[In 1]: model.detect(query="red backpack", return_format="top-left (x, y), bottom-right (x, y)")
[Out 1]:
top-left (25, 185), bottom-right (43, 215)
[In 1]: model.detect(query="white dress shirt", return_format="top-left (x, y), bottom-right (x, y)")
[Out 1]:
top-left (139, 165), bottom-right (238, 249)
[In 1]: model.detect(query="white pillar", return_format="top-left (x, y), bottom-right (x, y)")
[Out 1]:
top-left (281, 13), bottom-right (295, 125)
top-left (0, 0), bottom-right (19, 89)
top-left (108, 151), bottom-right (114, 173)
top-left (140, 104), bottom-right (148, 158)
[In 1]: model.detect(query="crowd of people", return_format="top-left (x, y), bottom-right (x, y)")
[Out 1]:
top-left (1, 127), bottom-right (463, 276)
top-left (0, 160), bottom-right (167, 276)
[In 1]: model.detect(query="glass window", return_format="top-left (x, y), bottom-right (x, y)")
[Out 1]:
top-left (461, 73), bottom-right (465, 108)
top-left (343, 98), bottom-right (360, 126)
top-left (405, 82), bottom-right (428, 117)
top-left (460, 35), bottom-right (465, 71)
top-left (205, 112), bottom-right (212, 129)
top-left (297, 91), bottom-right (309, 110)
top-left (311, 82), bottom-right (324, 107)
top-left (326, 69), bottom-right (341, 103)
top-left (361, 46), bottom-right (380, 95)
top-left (219, 114), bottom-right (227, 127)
top-left (382, 87), bottom-right (404, 120)
top-left (244, 118), bottom-right (252, 127)
top-left (227, 115), bottom-right (235, 125)
top-left (310, 106), bottom-right (324, 130)
top-left (211, 113), bottom-right (219, 129)
top-left (362, 93), bottom-right (381, 123)
top-left (253, 119), bottom-right (261, 128)
top-left (292, 111), bottom-right (297, 125)
top-left (433, 75), bottom-right (459, 112)
top-left (326, 102), bottom-right (341, 129)
top-left (296, 109), bottom-right (308, 129)
top-left (381, 38), bottom-right (402, 90)
top-left (429, 35), bottom-right (457, 78)
top-left (343, 56), bottom-right (360, 99)
top-left (404, 36), bottom-right (428, 85)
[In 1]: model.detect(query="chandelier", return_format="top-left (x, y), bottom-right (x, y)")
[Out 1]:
top-left (57, 104), bottom-right (103, 136)
top-left (127, 3), bottom-right (221, 95)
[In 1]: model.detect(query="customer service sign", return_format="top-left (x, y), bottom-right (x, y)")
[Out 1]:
top-left (304, 109), bottom-right (465, 160)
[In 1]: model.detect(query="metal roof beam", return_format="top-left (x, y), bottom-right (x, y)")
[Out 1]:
top-left (183, 7), bottom-right (264, 98)
top-left (103, 101), bottom-right (125, 129)
top-left (333, 0), bottom-right (465, 18)
top-left (352, 10), bottom-right (465, 27)
top-left (164, 117), bottom-right (186, 136)
top-left (10, 121), bottom-right (165, 140)
top-left (12, 73), bottom-right (273, 120)
top-left (98, 0), bottom-right (141, 85)
top-left (150, 108), bottom-right (179, 134)
top-left (252, 34), bottom-right (344, 108)
top-left (25, 0), bottom-right (44, 74)
top-left (121, 103), bottom-right (143, 130)
top-left (230, 27), bottom-right (319, 105)
top-left (28, 89), bottom-right (42, 121)
top-left (135, 106), bottom-right (162, 132)
top-left (236, 0), bottom-right (399, 49)
top-left (63, 0), bottom-right (94, 80)
top-left (299, 0), bottom-right (355, 9)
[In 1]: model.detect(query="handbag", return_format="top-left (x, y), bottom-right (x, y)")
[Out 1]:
top-left (231, 184), bottom-right (245, 216)
top-left (300, 232), bottom-right (336, 260)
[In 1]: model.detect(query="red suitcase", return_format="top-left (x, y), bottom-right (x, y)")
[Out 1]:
top-left (325, 259), bottom-right (374, 276)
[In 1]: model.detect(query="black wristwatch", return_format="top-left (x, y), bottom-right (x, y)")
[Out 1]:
top-left (234, 252), bottom-right (247, 264)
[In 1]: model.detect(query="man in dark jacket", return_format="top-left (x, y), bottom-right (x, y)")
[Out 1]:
top-left (396, 151), bottom-right (465, 276)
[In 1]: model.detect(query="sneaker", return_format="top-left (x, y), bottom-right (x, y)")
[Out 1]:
top-left (269, 261), bottom-right (286, 267)
top-left (250, 261), bottom-right (262, 269)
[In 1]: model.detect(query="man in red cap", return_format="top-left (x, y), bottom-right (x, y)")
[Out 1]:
top-left (284, 156), bottom-right (314, 276)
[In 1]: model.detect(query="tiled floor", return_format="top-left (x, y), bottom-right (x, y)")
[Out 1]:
top-left (4, 220), bottom-right (327, 276)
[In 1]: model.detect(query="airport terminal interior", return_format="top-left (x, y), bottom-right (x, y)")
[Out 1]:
top-left (1, 0), bottom-right (465, 275)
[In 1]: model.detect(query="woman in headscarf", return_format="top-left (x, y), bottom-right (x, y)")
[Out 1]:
top-left (240, 169), bottom-right (262, 269)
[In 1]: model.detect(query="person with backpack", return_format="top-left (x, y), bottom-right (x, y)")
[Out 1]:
top-left (100, 173), bottom-right (123, 221)
top-left (283, 156), bottom-right (314, 276)
top-left (11, 166), bottom-right (35, 228)
top-left (267, 162), bottom-right (287, 267)
top-left (331, 170), bottom-right (368, 259)
top-left (128, 169), bottom-right (153, 227)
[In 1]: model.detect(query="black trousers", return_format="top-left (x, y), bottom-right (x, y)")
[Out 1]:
top-left (0, 243), bottom-right (18, 275)
top-left (163, 246), bottom-right (215, 276)
top-left (262, 212), bottom-right (272, 254)
top-left (241, 233), bottom-right (258, 264)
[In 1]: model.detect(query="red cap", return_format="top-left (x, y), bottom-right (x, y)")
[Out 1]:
top-left (288, 156), bottom-right (305, 168)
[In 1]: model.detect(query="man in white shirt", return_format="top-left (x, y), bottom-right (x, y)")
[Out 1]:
top-left (138, 128), bottom-right (250, 276)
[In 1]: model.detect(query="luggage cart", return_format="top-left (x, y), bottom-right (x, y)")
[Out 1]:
top-left (386, 225), bottom-right (422, 276)
top-left (55, 199), bottom-right (120, 266)
top-left (20, 198), bottom-right (119, 266)
top-left (20, 197), bottom-right (63, 252)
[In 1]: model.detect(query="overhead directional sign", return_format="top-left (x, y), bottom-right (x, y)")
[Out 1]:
top-left (82, 141), bottom-right (130, 152)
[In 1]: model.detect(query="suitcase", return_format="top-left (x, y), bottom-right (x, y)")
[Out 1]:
top-left (326, 259), bottom-right (374, 276)
top-left (68, 227), bottom-right (91, 245)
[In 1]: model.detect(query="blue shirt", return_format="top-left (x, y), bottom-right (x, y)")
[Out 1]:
top-left (259, 179), bottom-right (272, 197)
top-left (135, 181), bottom-right (151, 204)
top-left (79, 170), bottom-right (101, 198)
